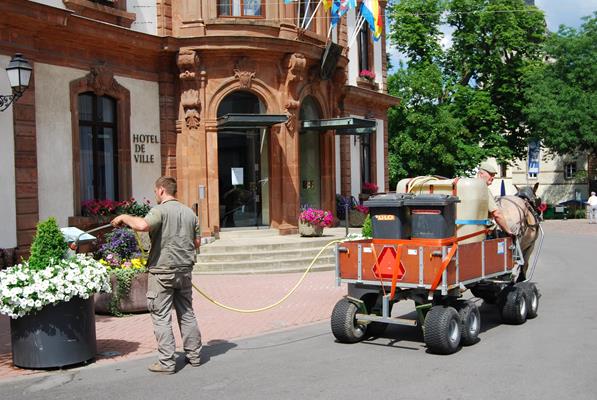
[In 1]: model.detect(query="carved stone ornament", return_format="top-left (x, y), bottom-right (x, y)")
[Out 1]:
top-left (233, 57), bottom-right (256, 89)
top-left (282, 53), bottom-right (307, 131)
top-left (86, 65), bottom-right (119, 96)
top-left (177, 49), bottom-right (202, 130)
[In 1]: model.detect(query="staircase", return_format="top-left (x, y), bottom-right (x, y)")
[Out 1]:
top-left (194, 228), bottom-right (359, 274)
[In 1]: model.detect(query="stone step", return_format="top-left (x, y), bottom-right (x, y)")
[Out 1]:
top-left (194, 263), bottom-right (336, 275)
top-left (197, 246), bottom-right (335, 262)
top-left (194, 254), bottom-right (336, 274)
top-left (199, 237), bottom-right (340, 254)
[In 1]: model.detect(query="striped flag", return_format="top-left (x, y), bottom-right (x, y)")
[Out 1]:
top-left (331, 0), bottom-right (356, 27)
top-left (360, 0), bottom-right (383, 40)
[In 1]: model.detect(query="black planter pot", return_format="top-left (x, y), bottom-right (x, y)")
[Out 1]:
top-left (10, 296), bottom-right (97, 369)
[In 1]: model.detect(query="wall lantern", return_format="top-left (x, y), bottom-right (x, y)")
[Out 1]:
top-left (0, 54), bottom-right (32, 112)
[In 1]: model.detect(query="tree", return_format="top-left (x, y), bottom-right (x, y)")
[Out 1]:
top-left (523, 12), bottom-right (597, 156)
top-left (387, 0), bottom-right (546, 186)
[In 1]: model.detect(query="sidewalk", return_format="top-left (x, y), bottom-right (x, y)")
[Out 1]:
top-left (0, 270), bottom-right (346, 381)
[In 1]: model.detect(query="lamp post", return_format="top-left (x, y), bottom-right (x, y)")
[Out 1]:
top-left (0, 54), bottom-right (32, 112)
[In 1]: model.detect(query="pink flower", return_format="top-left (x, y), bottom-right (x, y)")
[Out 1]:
top-left (362, 182), bottom-right (378, 194)
top-left (299, 208), bottom-right (334, 228)
top-left (359, 70), bottom-right (376, 80)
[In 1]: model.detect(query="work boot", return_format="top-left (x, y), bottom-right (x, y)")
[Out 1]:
top-left (148, 362), bottom-right (175, 374)
top-left (185, 356), bottom-right (201, 367)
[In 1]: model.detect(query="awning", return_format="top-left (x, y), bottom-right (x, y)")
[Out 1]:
top-left (217, 113), bottom-right (288, 129)
top-left (300, 117), bottom-right (376, 135)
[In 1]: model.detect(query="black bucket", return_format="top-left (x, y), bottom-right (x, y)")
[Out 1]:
top-left (10, 296), bottom-right (97, 369)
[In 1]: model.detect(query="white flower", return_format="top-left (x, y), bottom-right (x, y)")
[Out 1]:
top-left (0, 255), bottom-right (110, 319)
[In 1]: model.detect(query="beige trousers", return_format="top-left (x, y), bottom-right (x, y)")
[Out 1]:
top-left (147, 272), bottom-right (202, 369)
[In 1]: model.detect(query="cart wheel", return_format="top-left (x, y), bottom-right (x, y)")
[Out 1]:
top-left (424, 306), bottom-right (462, 354)
top-left (517, 282), bottom-right (539, 319)
top-left (499, 286), bottom-right (528, 325)
top-left (454, 300), bottom-right (481, 346)
top-left (331, 299), bottom-right (367, 343)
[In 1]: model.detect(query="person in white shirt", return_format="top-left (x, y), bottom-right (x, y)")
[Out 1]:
top-left (588, 191), bottom-right (597, 224)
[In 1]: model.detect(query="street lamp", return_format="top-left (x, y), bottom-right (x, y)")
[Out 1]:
top-left (0, 54), bottom-right (32, 112)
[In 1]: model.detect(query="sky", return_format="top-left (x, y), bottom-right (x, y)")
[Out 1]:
top-left (387, 0), bottom-right (597, 71)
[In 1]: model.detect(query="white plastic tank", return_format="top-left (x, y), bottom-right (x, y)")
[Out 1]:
top-left (397, 176), bottom-right (489, 243)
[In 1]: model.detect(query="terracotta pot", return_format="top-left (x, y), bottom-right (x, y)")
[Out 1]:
top-left (94, 271), bottom-right (149, 315)
top-left (298, 220), bottom-right (324, 237)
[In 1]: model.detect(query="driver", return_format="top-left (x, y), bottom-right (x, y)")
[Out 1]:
top-left (477, 161), bottom-right (512, 236)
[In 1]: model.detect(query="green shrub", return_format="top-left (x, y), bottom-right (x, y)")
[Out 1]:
top-left (573, 209), bottom-right (586, 219)
top-left (28, 217), bottom-right (67, 270)
top-left (362, 214), bottom-right (372, 237)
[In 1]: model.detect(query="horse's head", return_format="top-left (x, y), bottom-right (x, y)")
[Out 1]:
top-left (515, 183), bottom-right (541, 211)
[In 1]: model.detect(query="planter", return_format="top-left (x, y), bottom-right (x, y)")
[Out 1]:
top-left (94, 271), bottom-right (149, 314)
top-left (298, 221), bottom-right (324, 237)
top-left (10, 296), bottom-right (96, 369)
top-left (349, 210), bottom-right (367, 227)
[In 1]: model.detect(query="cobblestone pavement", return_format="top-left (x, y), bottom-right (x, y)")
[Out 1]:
top-left (0, 219), bottom-right (594, 381)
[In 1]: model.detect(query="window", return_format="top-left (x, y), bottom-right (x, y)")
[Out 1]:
top-left (218, 0), bottom-right (263, 17)
top-left (360, 134), bottom-right (371, 185)
top-left (358, 22), bottom-right (371, 72)
top-left (299, 1), bottom-right (317, 31)
top-left (564, 163), bottom-right (577, 180)
top-left (78, 93), bottom-right (119, 201)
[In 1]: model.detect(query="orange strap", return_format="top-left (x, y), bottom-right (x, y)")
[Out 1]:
top-left (372, 228), bottom-right (489, 247)
top-left (428, 243), bottom-right (459, 294)
top-left (389, 245), bottom-right (404, 300)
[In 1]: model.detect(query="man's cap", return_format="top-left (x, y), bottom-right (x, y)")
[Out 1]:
top-left (592, 191), bottom-right (596, 195)
top-left (479, 160), bottom-right (498, 175)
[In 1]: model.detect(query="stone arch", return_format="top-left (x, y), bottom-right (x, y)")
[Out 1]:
top-left (207, 78), bottom-right (281, 121)
top-left (298, 83), bottom-right (333, 119)
top-left (69, 64), bottom-right (132, 215)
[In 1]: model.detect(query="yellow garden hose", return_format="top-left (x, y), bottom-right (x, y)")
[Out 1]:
top-left (191, 239), bottom-right (344, 314)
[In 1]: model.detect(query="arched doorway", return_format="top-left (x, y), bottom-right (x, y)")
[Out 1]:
top-left (217, 91), bottom-right (269, 228)
top-left (299, 96), bottom-right (323, 208)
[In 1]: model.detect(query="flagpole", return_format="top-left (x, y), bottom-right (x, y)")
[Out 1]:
top-left (302, 0), bottom-right (323, 31)
top-left (347, 14), bottom-right (365, 49)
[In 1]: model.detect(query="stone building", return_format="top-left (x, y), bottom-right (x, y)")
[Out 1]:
top-left (0, 0), bottom-right (398, 256)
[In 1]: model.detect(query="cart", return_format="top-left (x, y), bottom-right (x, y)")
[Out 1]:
top-left (331, 227), bottom-right (541, 354)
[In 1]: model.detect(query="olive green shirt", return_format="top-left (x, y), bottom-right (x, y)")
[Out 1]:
top-left (143, 200), bottom-right (198, 273)
top-left (487, 187), bottom-right (498, 213)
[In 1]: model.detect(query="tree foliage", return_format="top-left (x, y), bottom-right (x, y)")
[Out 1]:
top-left (523, 12), bottom-right (597, 156)
top-left (387, 0), bottom-right (546, 186)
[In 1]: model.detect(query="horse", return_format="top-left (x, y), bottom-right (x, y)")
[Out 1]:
top-left (496, 183), bottom-right (542, 282)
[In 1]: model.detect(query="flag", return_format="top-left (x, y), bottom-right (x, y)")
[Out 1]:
top-left (323, 0), bottom-right (333, 11)
top-left (360, 0), bottom-right (383, 40)
top-left (331, 0), bottom-right (356, 27)
top-left (284, 0), bottom-right (296, 3)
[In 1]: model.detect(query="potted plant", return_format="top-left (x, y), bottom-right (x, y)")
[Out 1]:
top-left (358, 69), bottom-right (378, 89)
top-left (0, 217), bottom-right (110, 369)
top-left (298, 207), bottom-right (334, 237)
top-left (359, 181), bottom-right (379, 203)
top-left (349, 204), bottom-right (369, 227)
top-left (93, 227), bottom-right (149, 316)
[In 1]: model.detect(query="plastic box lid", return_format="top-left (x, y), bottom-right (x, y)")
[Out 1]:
top-left (364, 193), bottom-right (415, 207)
top-left (403, 194), bottom-right (460, 206)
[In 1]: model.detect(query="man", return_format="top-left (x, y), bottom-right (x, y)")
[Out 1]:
top-left (477, 161), bottom-right (512, 235)
top-left (111, 176), bottom-right (202, 374)
top-left (588, 191), bottom-right (597, 224)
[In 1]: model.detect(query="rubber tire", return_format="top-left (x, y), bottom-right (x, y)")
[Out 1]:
top-left (470, 286), bottom-right (500, 304)
top-left (499, 286), bottom-right (528, 325)
top-left (331, 299), bottom-right (367, 343)
top-left (454, 300), bottom-right (481, 346)
top-left (424, 306), bottom-right (462, 355)
top-left (518, 282), bottom-right (539, 319)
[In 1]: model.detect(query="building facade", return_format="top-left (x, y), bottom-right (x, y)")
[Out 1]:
top-left (0, 0), bottom-right (398, 256)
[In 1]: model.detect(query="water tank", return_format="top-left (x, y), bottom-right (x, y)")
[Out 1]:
top-left (397, 177), bottom-right (489, 243)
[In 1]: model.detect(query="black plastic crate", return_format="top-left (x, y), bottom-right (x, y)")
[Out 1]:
top-left (364, 193), bottom-right (413, 239)
top-left (403, 194), bottom-right (459, 239)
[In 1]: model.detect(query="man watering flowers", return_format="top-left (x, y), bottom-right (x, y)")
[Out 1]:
top-left (111, 176), bottom-right (202, 374)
